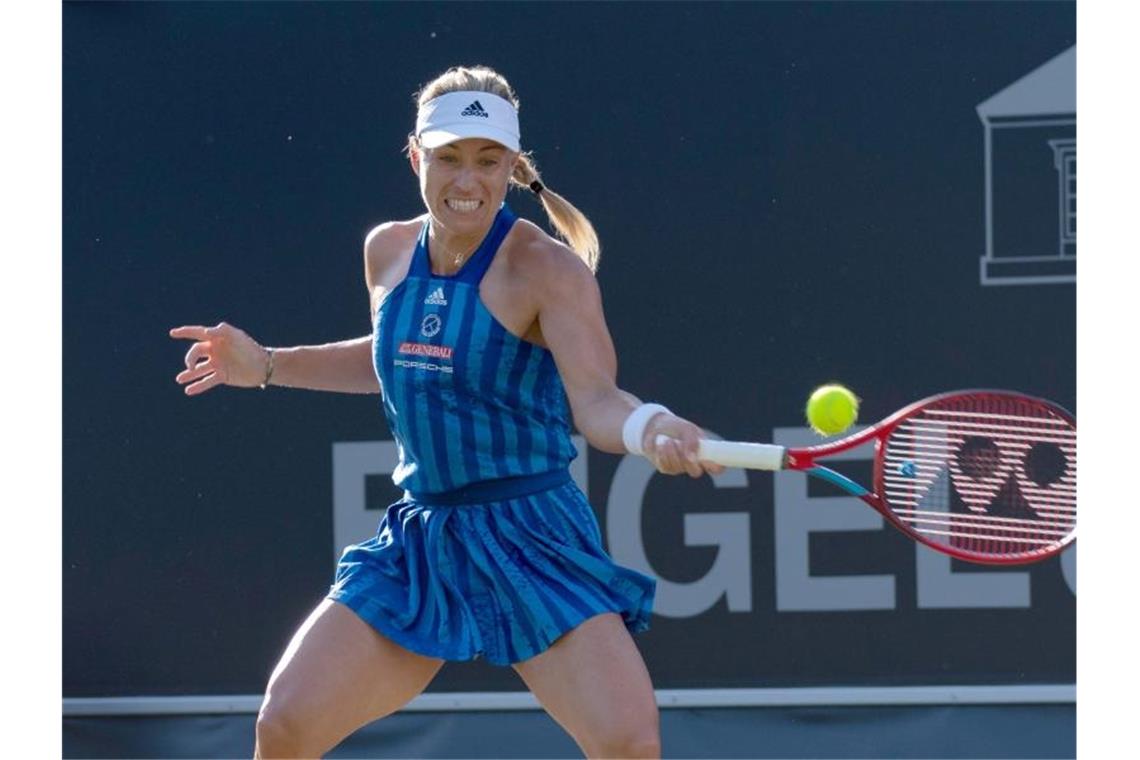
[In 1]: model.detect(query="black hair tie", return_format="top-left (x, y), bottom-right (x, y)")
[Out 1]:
top-left (529, 180), bottom-right (544, 196)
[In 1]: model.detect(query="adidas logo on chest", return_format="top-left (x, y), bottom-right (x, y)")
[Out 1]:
top-left (424, 286), bottom-right (448, 306)
top-left (460, 100), bottom-right (489, 118)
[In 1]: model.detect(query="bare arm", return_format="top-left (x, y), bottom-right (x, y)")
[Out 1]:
top-left (535, 244), bottom-right (722, 477)
top-left (262, 337), bottom-right (377, 392)
top-left (169, 323), bottom-right (379, 395)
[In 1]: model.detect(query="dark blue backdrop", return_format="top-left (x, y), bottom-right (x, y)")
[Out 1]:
top-left (64, 1), bottom-right (1075, 698)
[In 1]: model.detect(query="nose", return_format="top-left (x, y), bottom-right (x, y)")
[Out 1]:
top-left (452, 166), bottom-right (477, 191)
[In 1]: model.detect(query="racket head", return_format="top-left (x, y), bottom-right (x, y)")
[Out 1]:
top-left (873, 390), bottom-right (1076, 565)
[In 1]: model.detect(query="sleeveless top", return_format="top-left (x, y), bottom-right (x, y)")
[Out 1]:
top-left (372, 205), bottom-right (578, 496)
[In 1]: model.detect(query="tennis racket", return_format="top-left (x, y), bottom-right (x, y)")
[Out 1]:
top-left (658, 390), bottom-right (1076, 565)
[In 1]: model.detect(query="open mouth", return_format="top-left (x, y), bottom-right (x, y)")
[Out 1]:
top-left (445, 198), bottom-right (483, 213)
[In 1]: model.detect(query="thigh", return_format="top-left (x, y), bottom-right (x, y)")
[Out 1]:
top-left (261, 598), bottom-right (444, 742)
top-left (512, 613), bottom-right (658, 750)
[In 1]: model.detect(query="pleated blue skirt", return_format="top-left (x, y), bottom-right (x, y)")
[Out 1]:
top-left (326, 474), bottom-right (656, 666)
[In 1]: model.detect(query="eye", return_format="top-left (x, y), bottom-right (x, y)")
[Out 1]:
top-left (479, 158), bottom-right (500, 167)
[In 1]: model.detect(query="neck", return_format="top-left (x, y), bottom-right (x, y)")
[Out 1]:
top-left (428, 219), bottom-right (492, 271)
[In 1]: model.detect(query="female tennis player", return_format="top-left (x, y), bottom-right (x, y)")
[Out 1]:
top-left (171, 65), bottom-right (722, 759)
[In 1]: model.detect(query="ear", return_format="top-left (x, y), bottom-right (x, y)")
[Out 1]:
top-left (408, 137), bottom-right (421, 176)
top-left (511, 152), bottom-right (528, 183)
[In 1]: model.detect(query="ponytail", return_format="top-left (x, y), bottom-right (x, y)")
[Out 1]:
top-left (512, 153), bottom-right (600, 272)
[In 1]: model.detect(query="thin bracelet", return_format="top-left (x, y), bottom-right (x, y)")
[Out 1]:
top-left (259, 348), bottom-right (276, 389)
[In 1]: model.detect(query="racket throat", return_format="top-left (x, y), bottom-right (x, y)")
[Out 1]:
top-left (804, 466), bottom-right (872, 497)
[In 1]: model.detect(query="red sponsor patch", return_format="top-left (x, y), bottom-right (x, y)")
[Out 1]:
top-left (398, 342), bottom-right (454, 360)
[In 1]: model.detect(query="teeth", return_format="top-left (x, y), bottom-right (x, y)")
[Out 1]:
top-left (446, 199), bottom-right (482, 213)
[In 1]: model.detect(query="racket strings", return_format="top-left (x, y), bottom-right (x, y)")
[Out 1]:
top-left (880, 395), bottom-right (1076, 560)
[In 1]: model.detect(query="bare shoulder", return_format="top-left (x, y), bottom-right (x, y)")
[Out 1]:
top-left (504, 219), bottom-right (598, 304)
top-left (364, 216), bottom-right (425, 287)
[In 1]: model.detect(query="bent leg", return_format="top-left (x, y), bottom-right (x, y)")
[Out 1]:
top-left (513, 613), bottom-right (660, 759)
top-left (255, 598), bottom-right (444, 759)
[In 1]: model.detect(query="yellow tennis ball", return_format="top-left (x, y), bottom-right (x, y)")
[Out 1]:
top-left (806, 384), bottom-right (859, 436)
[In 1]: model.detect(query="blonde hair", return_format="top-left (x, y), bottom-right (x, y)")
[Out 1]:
top-left (412, 65), bottom-right (600, 271)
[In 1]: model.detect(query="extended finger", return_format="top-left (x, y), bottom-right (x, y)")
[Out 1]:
top-left (184, 371), bottom-right (223, 396)
top-left (169, 325), bottom-right (210, 341)
top-left (183, 341), bottom-right (211, 370)
top-left (176, 359), bottom-right (215, 385)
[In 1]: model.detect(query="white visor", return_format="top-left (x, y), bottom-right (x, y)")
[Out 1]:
top-left (415, 91), bottom-right (521, 152)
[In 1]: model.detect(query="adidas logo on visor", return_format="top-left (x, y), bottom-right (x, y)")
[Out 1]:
top-left (460, 100), bottom-right (490, 118)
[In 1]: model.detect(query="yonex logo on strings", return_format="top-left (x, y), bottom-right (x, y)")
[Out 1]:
top-left (424, 287), bottom-right (448, 306)
top-left (460, 101), bottom-right (490, 118)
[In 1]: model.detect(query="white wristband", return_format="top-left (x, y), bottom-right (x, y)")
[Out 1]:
top-left (622, 403), bottom-right (671, 455)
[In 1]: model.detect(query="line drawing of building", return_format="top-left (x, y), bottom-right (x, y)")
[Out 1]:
top-left (976, 46), bottom-right (1075, 286)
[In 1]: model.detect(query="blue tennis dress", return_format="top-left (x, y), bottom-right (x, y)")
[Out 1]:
top-left (327, 205), bottom-right (655, 665)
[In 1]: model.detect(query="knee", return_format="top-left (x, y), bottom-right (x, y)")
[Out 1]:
top-left (588, 719), bottom-right (661, 759)
top-left (616, 731), bottom-right (661, 759)
top-left (254, 698), bottom-right (312, 759)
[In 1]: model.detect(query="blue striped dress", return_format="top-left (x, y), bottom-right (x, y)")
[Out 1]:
top-left (327, 205), bottom-right (655, 665)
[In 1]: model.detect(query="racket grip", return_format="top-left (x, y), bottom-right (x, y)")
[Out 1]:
top-left (654, 435), bottom-right (786, 471)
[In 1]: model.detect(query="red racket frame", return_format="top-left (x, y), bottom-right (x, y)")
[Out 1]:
top-left (779, 390), bottom-right (1076, 565)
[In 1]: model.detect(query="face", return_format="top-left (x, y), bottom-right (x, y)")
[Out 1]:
top-left (411, 137), bottom-right (516, 236)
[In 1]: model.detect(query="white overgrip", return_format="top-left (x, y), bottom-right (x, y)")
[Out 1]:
top-left (654, 435), bottom-right (787, 471)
